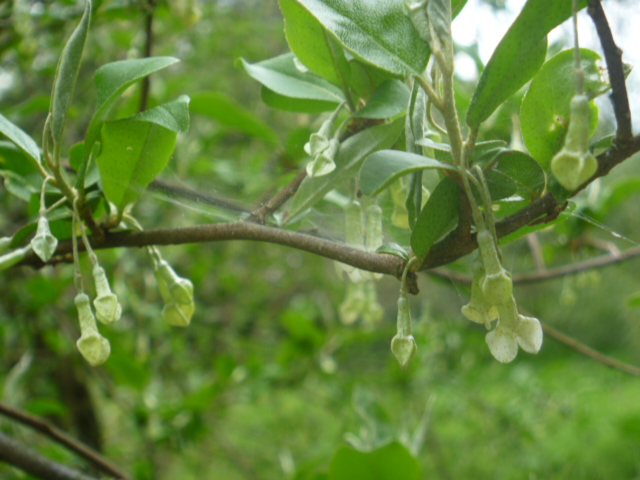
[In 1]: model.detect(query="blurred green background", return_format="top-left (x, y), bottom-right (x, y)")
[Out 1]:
top-left (1, 0), bottom-right (640, 479)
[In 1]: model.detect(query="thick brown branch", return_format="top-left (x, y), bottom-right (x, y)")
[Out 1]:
top-left (0, 432), bottom-right (99, 480)
top-left (0, 402), bottom-right (133, 480)
top-left (20, 221), bottom-right (411, 288)
top-left (587, 0), bottom-right (633, 142)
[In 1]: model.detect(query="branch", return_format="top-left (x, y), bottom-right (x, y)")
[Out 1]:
top-left (0, 432), bottom-right (99, 480)
top-left (20, 220), bottom-right (414, 290)
top-left (587, 0), bottom-right (633, 142)
top-left (247, 169), bottom-right (307, 224)
top-left (149, 178), bottom-right (252, 214)
top-left (541, 321), bottom-right (640, 376)
top-left (0, 403), bottom-right (133, 480)
top-left (430, 243), bottom-right (640, 285)
top-left (138, 0), bottom-right (155, 113)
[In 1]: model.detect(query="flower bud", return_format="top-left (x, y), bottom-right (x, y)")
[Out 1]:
top-left (156, 260), bottom-right (194, 305)
top-left (391, 294), bottom-right (417, 367)
top-left (31, 216), bottom-right (58, 262)
top-left (485, 323), bottom-right (518, 364)
top-left (391, 334), bottom-right (417, 368)
top-left (75, 293), bottom-right (111, 366)
top-left (550, 94), bottom-right (599, 191)
top-left (515, 315), bottom-right (543, 354)
top-left (162, 300), bottom-right (195, 327)
top-left (92, 265), bottom-right (122, 324)
top-left (306, 138), bottom-right (339, 177)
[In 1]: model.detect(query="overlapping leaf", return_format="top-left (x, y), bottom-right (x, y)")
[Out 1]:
top-left (466, 0), bottom-right (587, 128)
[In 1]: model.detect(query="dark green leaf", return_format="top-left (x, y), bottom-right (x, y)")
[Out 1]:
top-left (190, 91), bottom-right (279, 144)
top-left (521, 49), bottom-right (605, 168)
top-left (466, 0), bottom-right (587, 128)
top-left (411, 176), bottom-right (460, 261)
top-left (360, 150), bottom-right (456, 196)
top-left (354, 80), bottom-right (410, 119)
top-left (328, 441), bottom-right (420, 480)
top-left (50, 0), bottom-right (91, 145)
top-left (280, 0), bottom-right (351, 89)
top-left (348, 58), bottom-right (402, 100)
top-left (296, 0), bottom-right (430, 75)
top-left (286, 119), bottom-right (403, 223)
top-left (486, 150), bottom-right (546, 201)
top-left (123, 95), bottom-right (190, 133)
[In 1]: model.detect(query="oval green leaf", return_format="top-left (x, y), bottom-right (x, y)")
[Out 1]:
top-left (360, 150), bottom-right (456, 196)
top-left (240, 53), bottom-right (345, 103)
top-left (411, 176), bottom-right (460, 261)
top-left (354, 80), bottom-right (410, 119)
top-left (0, 114), bottom-right (41, 167)
top-left (466, 0), bottom-right (587, 128)
top-left (279, 0), bottom-right (351, 89)
top-left (50, 0), bottom-right (91, 145)
top-left (296, 0), bottom-right (431, 76)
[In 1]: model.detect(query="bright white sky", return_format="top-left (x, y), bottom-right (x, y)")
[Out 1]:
top-left (453, 0), bottom-right (640, 133)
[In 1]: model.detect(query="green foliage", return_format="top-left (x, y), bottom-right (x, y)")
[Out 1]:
top-left (521, 49), bottom-right (606, 168)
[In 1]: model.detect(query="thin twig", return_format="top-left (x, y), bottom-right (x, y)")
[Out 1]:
top-left (0, 432), bottom-right (100, 480)
top-left (247, 169), bottom-right (307, 224)
top-left (430, 243), bottom-right (640, 285)
top-left (540, 321), bottom-right (640, 376)
top-left (0, 402), bottom-right (134, 480)
top-left (587, 0), bottom-right (633, 142)
top-left (139, 0), bottom-right (155, 113)
top-left (149, 178), bottom-right (252, 214)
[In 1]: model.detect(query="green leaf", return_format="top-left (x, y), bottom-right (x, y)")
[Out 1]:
top-left (348, 58), bottom-right (402, 100)
top-left (190, 91), bottom-right (279, 145)
top-left (354, 80), bottom-right (410, 119)
top-left (411, 176), bottom-right (460, 261)
top-left (123, 95), bottom-right (190, 133)
top-left (376, 242), bottom-right (409, 261)
top-left (521, 49), bottom-right (606, 169)
top-left (240, 54), bottom-right (345, 104)
top-left (286, 119), bottom-right (403, 223)
top-left (466, 0), bottom-right (587, 128)
top-left (96, 115), bottom-right (180, 212)
top-left (279, 0), bottom-right (351, 90)
top-left (360, 150), bottom-right (456, 196)
top-left (328, 441), bottom-right (420, 480)
top-left (485, 150), bottom-right (546, 201)
top-left (0, 118), bottom-right (41, 168)
top-left (83, 56), bottom-right (180, 163)
top-left (50, 0), bottom-right (91, 145)
top-left (262, 87), bottom-right (340, 113)
top-left (296, 0), bottom-right (431, 76)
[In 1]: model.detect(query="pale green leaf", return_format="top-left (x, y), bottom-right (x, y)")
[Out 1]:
top-left (50, 0), bottom-right (91, 145)
top-left (359, 150), bottom-right (456, 196)
top-left (0, 114), bottom-right (41, 167)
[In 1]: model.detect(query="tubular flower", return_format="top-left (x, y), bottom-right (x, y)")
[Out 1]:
top-left (550, 94), bottom-right (598, 191)
top-left (31, 216), bottom-right (58, 262)
top-left (485, 297), bottom-right (543, 363)
top-left (476, 230), bottom-right (513, 306)
top-left (390, 294), bottom-right (417, 368)
top-left (92, 265), bottom-right (122, 324)
top-left (75, 293), bottom-right (111, 366)
top-left (155, 260), bottom-right (195, 327)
